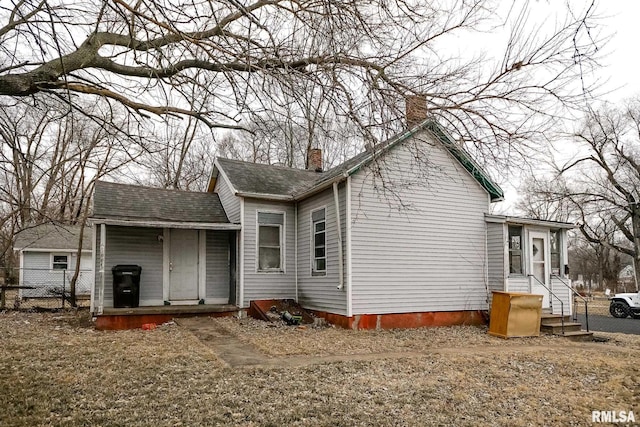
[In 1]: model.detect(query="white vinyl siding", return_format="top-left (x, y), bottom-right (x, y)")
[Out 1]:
top-left (507, 276), bottom-right (571, 315)
top-left (549, 276), bottom-right (572, 315)
top-left (21, 251), bottom-right (92, 298)
top-left (205, 231), bottom-right (231, 302)
top-left (507, 277), bottom-right (529, 293)
top-left (486, 222), bottom-right (506, 297)
top-left (242, 199), bottom-right (296, 307)
top-left (215, 175), bottom-right (241, 223)
top-left (297, 185), bottom-right (348, 315)
top-left (349, 131), bottom-right (490, 314)
top-left (93, 226), bottom-right (164, 307)
top-left (22, 252), bottom-right (52, 271)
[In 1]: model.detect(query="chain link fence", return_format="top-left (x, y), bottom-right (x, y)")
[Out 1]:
top-left (1, 268), bottom-right (92, 310)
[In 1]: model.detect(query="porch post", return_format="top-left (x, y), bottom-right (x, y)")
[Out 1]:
top-left (198, 230), bottom-right (207, 301)
top-left (98, 223), bottom-right (106, 315)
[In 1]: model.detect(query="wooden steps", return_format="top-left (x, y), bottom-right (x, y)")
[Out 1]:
top-left (540, 313), bottom-right (593, 341)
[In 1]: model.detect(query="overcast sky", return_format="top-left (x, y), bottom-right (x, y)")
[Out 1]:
top-left (491, 1), bottom-right (640, 214)
top-left (596, 2), bottom-right (640, 102)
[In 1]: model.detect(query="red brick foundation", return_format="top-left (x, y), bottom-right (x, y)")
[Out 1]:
top-left (95, 311), bottom-right (235, 331)
top-left (308, 309), bottom-right (487, 330)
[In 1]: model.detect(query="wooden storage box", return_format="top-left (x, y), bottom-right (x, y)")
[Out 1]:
top-left (488, 291), bottom-right (543, 338)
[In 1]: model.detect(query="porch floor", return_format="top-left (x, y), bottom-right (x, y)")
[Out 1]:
top-left (101, 304), bottom-right (237, 316)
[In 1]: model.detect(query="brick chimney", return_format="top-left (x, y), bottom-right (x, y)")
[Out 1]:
top-left (307, 148), bottom-right (323, 172)
top-left (405, 94), bottom-right (428, 128)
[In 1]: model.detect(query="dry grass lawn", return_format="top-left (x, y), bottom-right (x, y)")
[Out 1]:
top-left (1, 311), bottom-right (638, 426)
top-left (575, 296), bottom-right (611, 316)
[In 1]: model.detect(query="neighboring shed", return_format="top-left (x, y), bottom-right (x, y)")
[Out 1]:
top-left (13, 224), bottom-right (92, 298)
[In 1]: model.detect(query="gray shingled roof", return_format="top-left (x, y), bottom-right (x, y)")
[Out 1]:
top-left (215, 120), bottom-right (504, 201)
top-left (14, 224), bottom-right (91, 251)
top-left (216, 157), bottom-right (322, 197)
top-left (92, 181), bottom-right (229, 223)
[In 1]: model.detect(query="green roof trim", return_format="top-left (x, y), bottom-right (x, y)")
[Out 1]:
top-left (424, 121), bottom-right (504, 201)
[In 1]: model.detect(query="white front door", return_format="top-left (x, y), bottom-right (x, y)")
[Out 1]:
top-left (529, 231), bottom-right (550, 309)
top-left (169, 229), bottom-right (199, 301)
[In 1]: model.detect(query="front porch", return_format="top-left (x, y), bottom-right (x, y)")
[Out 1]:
top-left (95, 303), bottom-right (238, 330)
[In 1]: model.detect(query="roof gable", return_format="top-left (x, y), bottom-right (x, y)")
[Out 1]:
top-left (212, 120), bottom-right (504, 202)
top-left (214, 158), bottom-right (320, 199)
top-left (424, 122), bottom-right (503, 201)
top-left (92, 181), bottom-right (229, 223)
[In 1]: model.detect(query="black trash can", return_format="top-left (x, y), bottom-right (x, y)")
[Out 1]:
top-left (112, 265), bottom-right (142, 308)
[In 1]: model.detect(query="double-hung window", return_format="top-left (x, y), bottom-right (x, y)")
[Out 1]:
top-left (550, 230), bottom-right (560, 275)
top-left (52, 254), bottom-right (69, 270)
top-left (312, 208), bottom-right (326, 275)
top-left (257, 212), bottom-right (284, 272)
top-left (508, 226), bottom-right (523, 275)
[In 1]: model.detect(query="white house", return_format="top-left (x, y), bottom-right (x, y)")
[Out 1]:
top-left (89, 102), bottom-right (575, 330)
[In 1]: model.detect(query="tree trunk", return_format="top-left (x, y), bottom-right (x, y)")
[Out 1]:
top-left (69, 211), bottom-right (91, 307)
top-left (632, 212), bottom-right (640, 292)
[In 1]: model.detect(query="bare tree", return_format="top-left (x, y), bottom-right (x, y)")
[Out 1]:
top-left (569, 230), bottom-right (628, 293)
top-left (0, 97), bottom-right (140, 304)
top-left (516, 173), bottom-right (632, 291)
top-left (218, 113), bottom-right (362, 169)
top-left (142, 117), bottom-right (216, 191)
top-left (515, 176), bottom-right (574, 222)
top-left (547, 101), bottom-right (640, 291)
top-left (0, 0), bottom-right (603, 169)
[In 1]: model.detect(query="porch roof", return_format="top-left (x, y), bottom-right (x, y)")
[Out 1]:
top-left (485, 214), bottom-right (575, 229)
top-left (92, 181), bottom-right (231, 225)
top-left (90, 218), bottom-right (240, 230)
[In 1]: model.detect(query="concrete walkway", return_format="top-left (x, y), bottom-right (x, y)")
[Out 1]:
top-left (176, 317), bottom-right (637, 369)
top-left (175, 317), bottom-right (269, 366)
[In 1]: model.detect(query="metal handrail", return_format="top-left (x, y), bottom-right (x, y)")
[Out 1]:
top-left (527, 274), bottom-right (565, 335)
top-left (552, 274), bottom-right (589, 332)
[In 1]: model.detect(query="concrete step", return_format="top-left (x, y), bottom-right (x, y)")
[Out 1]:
top-left (540, 313), bottom-right (572, 322)
top-left (540, 322), bottom-right (583, 334)
top-left (540, 311), bottom-right (593, 340)
top-left (559, 330), bottom-right (594, 342)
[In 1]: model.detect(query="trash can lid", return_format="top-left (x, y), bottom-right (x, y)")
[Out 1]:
top-left (111, 264), bottom-right (142, 272)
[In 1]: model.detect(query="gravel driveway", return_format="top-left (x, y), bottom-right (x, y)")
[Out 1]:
top-left (1, 311), bottom-right (638, 426)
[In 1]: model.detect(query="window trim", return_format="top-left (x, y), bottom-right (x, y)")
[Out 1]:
top-left (310, 206), bottom-right (327, 277)
top-left (51, 253), bottom-right (69, 271)
top-left (256, 210), bottom-right (286, 273)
